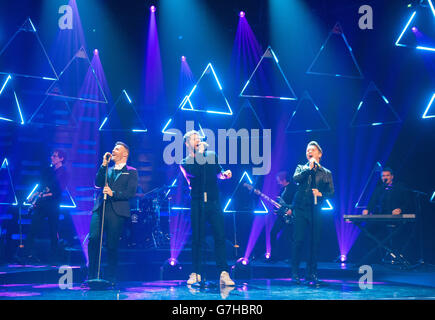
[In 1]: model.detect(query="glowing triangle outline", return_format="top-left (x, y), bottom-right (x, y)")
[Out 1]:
top-left (223, 171), bottom-right (268, 214)
top-left (0, 75), bottom-right (25, 125)
top-left (395, 1), bottom-right (435, 51)
top-left (307, 22), bottom-right (364, 79)
top-left (354, 162), bottom-right (383, 209)
top-left (285, 91), bottom-right (330, 133)
top-left (45, 46), bottom-right (108, 104)
top-left (180, 63), bottom-right (233, 115)
top-left (240, 46), bottom-right (298, 100)
top-left (27, 95), bottom-right (77, 128)
top-left (230, 99), bottom-right (265, 131)
top-left (99, 89), bottom-right (147, 132)
top-left (350, 81), bottom-right (401, 128)
top-left (23, 184), bottom-right (76, 209)
top-left (0, 158), bottom-right (18, 206)
top-left (0, 18), bottom-right (58, 81)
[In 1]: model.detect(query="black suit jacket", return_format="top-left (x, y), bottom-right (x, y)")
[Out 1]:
top-left (92, 164), bottom-right (138, 217)
top-left (292, 163), bottom-right (334, 210)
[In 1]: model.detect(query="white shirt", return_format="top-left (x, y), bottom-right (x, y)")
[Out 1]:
top-left (114, 163), bottom-right (126, 170)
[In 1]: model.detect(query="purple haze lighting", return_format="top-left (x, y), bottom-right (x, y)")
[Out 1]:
top-left (239, 11), bottom-right (245, 18)
top-left (144, 4), bottom-right (165, 108)
top-left (150, 5), bottom-right (156, 13)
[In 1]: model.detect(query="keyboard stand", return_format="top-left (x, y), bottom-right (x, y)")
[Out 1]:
top-left (352, 221), bottom-right (411, 268)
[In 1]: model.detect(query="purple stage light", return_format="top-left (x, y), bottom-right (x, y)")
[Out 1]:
top-left (412, 26), bottom-right (418, 32)
top-left (94, 49), bottom-right (98, 55)
top-left (237, 257), bottom-right (249, 265)
top-left (168, 258), bottom-right (177, 266)
top-left (265, 252), bottom-right (271, 260)
top-left (150, 5), bottom-right (156, 13)
top-left (239, 11), bottom-right (245, 18)
top-left (181, 56), bottom-right (186, 62)
top-left (340, 254), bottom-right (347, 262)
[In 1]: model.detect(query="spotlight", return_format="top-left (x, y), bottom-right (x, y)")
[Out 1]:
top-left (150, 5), bottom-right (156, 13)
top-left (412, 26), bottom-right (418, 32)
top-left (340, 254), bottom-right (347, 263)
top-left (237, 257), bottom-right (249, 265)
top-left (232, 257), bottom-right (252, 280)
top-left (264, 252), bottom-right (271, 260)
top-left (168, 258), bottom-right (178, 266)
top-left (181, 56), bottom-right (186, 62)
top-left (93, 49), bottom-right (99, 55)
top-left (239, 11), bottom-right (245, 18)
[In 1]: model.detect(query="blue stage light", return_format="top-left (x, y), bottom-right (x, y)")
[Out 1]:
top-left (422, 93), bottom-right (435, 118)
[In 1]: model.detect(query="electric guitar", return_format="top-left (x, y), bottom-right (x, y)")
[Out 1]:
top-left (28, 187), bottom-right (51, 210)
top-left (243, 183), bottom-right (294, 224)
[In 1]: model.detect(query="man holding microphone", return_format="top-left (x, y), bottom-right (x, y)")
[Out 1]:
top-left (179, 130), bottom-right (235, 287)
top-left (86, 141), bottom-right (138, 286)
top-left (291, 141), bottom-right (334, 286)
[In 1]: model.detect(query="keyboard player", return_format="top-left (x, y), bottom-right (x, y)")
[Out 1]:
top-left (362, 167), bottom-right (410, 216)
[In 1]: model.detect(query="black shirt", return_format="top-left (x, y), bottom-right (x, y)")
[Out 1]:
top-left (292, 162), bottom-right (334, 209)
top-left (39, 165), bottom-right (69, 202)
top-left (180, 151), bottom-right (224, 201)
top-left (278, 183), bottom-right (297, 206)
top-left (367, 181), bottom-right (410, 214)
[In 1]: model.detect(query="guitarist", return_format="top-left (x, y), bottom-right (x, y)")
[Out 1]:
top-left (291, 141), bottom-right (334, 286)
top-left (25, 150), bottom-right (69, 263)
top-left (269, 171), bottom-right (296, 262)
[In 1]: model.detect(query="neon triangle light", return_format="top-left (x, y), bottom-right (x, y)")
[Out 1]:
top-left (307, 22), bottom-right (364, 79)
top-left (99, 89), bottom-right (147, 132)
top-left (23, 184), bottom-right (76, 209)
top-left (423, 93), bottom-right (435, 118)
top-left (321, 199), bottom-right (334, 211)
top-left (230, 99), bottom-right (265, 131)
top-left (0, 75), bottom-right (25, 125)
top-left (350, 81), bottom-right (401, 128)
top-left (240, 46), bottom-right (298, 100)
top-left (27, 95), bottom-right (77, 128)
top-left (46, 47), bottom-right (108, 104)
top-left (223, 171), bottom-right (268, 214)
top-left (0, 158), bottom-right (18, 206)
top-left (355, 162), bottom-right (383, 209)
top-left (0, 18), bottom-right (58, 81)
top-left (395, 1), bottom-right (435, 51)
top-left (285, 91), bottom-right (330, 133)
top-left (180, 63), bottom-right (232, 115)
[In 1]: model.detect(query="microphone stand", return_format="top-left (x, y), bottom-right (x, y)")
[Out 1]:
top-left (87, 162), bottom-right (111, 290)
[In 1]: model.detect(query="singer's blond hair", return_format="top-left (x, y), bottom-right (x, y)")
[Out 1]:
top-left (183, 130), bottom-right (201, 144)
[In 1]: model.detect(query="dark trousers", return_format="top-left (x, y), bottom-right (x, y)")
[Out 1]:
top-left (87, 202), bottom-right (126, 281)
top-left (26, 200), bottom-right (60, 257)
top-left (291, 205), bottom-right (322, 277)
top-left (270, 217), bottom-right (292, 260)
top-left (190, 199), bottom-right (228, 276)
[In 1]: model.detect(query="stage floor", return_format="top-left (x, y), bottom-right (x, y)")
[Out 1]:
top-left (1, 278), bottom-right (435, 300)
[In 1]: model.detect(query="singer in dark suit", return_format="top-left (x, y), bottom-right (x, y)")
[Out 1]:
top-left (87, 141), bottom-right (138, 284)
top-left (291, 141), bottom-right (334, 286)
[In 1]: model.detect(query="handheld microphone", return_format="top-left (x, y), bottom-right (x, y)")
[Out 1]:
top-left (105, 153), bottom-right (112, 161)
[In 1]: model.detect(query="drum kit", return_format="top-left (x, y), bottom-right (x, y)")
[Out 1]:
top-left (125, 184), bottom-right (179, 249)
